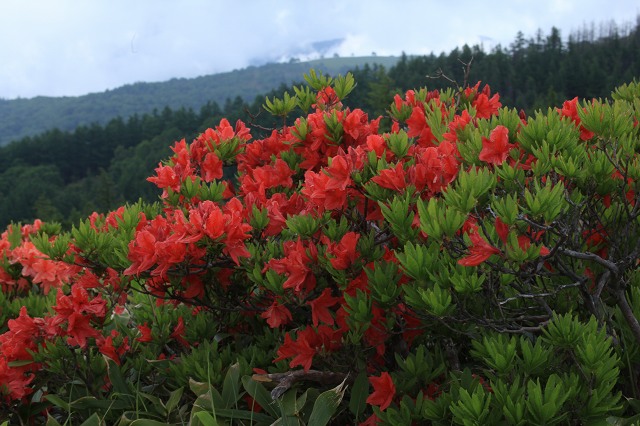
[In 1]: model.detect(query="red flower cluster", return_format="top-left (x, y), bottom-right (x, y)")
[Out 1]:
top-left (464, 82), bottom-right (502, 119)
top-left (264, 239), bottom-right (318, 294)
top-left (1, 74), bottom-right (631, 421)
top-left (0, 276), bottom-right (114, 400)
top-left (274, 325), bottom-right (342, 371)
top-left (1, 222), bottom-right (74, 295)
top-left (559, 97), bottom-right (595, 141)
top-left (479, 125), bottom-right (515, 166)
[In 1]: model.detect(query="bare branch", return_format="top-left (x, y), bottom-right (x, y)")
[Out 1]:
top-left (614, 288), bottom-right (640, 345)
top-left (556, 248), bottom-right (620, 275)
top-left (498, 281), bottom-right (583, 306)
top-left (459, 57), bottom-right (474, 88)
top-left (252, 370), bottom-right (350, 399)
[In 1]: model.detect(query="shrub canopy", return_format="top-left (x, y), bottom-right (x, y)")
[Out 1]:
top-left (1, 72), bottom-right (640, 424)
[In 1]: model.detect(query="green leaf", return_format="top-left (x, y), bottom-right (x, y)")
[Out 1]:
top-left (263, 91), bottom-right (298, 117)
top-left (135, 392), bottom-right (163, 413)
top-left (525, 375), bottom-right (568, 424)
top-left (70, 396), bottom-right (131, 411)
top-left (449, 386), bottom-right (492, 425)
top-left (333, 72), bottom-right (356, 99)
top-left (272, 416), bottom-right (302, 426)
top-left (44, 394), bottom-right (70, 411)
top-left (606, 413), bottom-right (640, 425)
top-left (194, 411), bottom-right (219, 426)
top-left (45, 415), bottom-right (63, 426)
top-left (307, 378), bottom-right (348, 426)
top-left (190, 378), bottom-right (211, 398)
top-left (278, 389), bottom-right (299, 417)
top-left (213, 408), bottom-right (276, 424)
top-left (129, 420), bottom-right (176, 426)
top-left (293, 86), bottom-right (315, 112)
top-left (221, 362), bottom-right (242, 408)
top-left (386, 131), bottom-right (410, 158)
top-left (422, 284), bottom-right (454, 317)
top-left (349, 371), bottom-right (369, 417)
top-left (242, 375), bottom-right (279, 419)
top-left (79, 413), bottom-right (102, 426)
top-left (104, 356), bottom-right (132, 398)
top-left (165, 386), bottom-right (185, 416)
top-left (304, 69), bottom-right (333, 90)
top-left (7, 359), bottom-right (35, 367)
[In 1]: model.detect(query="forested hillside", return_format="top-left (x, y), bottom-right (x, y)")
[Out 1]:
top-left (1, 20), bottom-right (638, 228)
top-left (0, 56), bottom-right (399, 146)
top-left (348, 20), bottom-right (640, 114)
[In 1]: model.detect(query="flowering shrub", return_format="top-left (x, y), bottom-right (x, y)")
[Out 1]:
top-left (1, 71), bottom-right (640, 424)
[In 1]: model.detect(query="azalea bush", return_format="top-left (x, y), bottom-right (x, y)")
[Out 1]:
top-left (1, 70), bottom-right (640, 425)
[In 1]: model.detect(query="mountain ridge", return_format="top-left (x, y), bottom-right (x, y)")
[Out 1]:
top-left (0, 56), bottom-right (398, 147)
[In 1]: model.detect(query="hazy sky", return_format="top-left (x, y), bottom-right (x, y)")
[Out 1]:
top-left (1, 0), bottom-right (638, 99)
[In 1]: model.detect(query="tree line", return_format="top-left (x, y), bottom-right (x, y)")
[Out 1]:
top-left (1, 18), bottom-right (638, 228)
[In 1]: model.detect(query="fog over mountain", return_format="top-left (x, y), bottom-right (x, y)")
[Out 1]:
top-left (1, 0), bottom-right (637, 99)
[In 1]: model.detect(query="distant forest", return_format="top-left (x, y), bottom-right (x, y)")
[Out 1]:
top-left (0, 19), bottom-right (638, 228)
top-left (0, 56), bottom-right (400, 147)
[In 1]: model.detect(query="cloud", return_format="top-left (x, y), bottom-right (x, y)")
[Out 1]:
top-left (0, 0), bottom-right (637, 98)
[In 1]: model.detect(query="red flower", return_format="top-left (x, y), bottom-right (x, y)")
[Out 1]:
top-left (201, 152), bottom-right (223, 182)
top-left (261, 301), bottom-right (293, 328)
top-left (458, 229), bottom-right (501, 267)
top-left (325, 155), bottom-right (353, 191)
top-left (147, 163), bottom-right (181, 192)
top-left (411, 141), bottom-right (459, 194)
top-left (302, 170), bottom-right (348, 211)
top-left (180, 275), bottom-right (205, 299)
top-left (495, 217), bottom-right (550, 257)
top-left (53, 284), bottom-right (107, 319)
top-left (472, 87), bottom-right (502, 119)
top-left (190, 201), bottom-right (226, 241)
top-left (171, 317), bottom-right (190, 348)
top-left (97, 330), bottom-right (130, 366)
top-left (360, 414), bottom-right (381, 426)
top-left (443, 110), bottom-right (472, 144)
top-left (124, 229), bottom-right (158, 275)
top-left (0, 307), bottom-right (44, 360)
top-left (366, 372), bottom-right (396, 410)
top-left (364, 305), bottom-right (390, 356)
top-left (274, 326), bottom-right (342, 372)
top-left (366, 135), bottom-right (390, 160)
top-left (154, 238), bottom-right (187, 278)
top-left (371, 163), bottom-right (407, 192)
top-left (274, 331), bottom-right (316, 372)
top-left (264, 239), bottom-right (317, 294)
top-left (137, 322), bottom-right (153, 343)
top-left (559, 97), bottom-right (595, 141)
top-left (327, 232), bottom-right (360, 271)
top-left (343, 108), bottom-right (368, 143)
top-left (479, 125), bottom-right (514, 166)
top-left (406, 107), bottom-right (437, 147)
top-left (59, 313), bottom-right (101, 349)
top-left (313, 86), bottom-right (341, 110)
top-left (0, 357), bottom-right (35, 401)
top-left (309, 288), bottom-right (340, 326)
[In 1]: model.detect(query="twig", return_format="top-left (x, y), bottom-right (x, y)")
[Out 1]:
top-left (557, 248), bottom-right (620, 275)
top-left (614, 288), bottom-right (640, 346)
top-left (244, 106), bottom-right (277, 133)
top-left (252, 370), bottom-right (350, 399)
top-left (498, 281), bottom-right (582, 306)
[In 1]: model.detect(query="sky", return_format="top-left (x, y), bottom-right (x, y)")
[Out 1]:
top-left (1, 0), bottom-right (638, 99)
